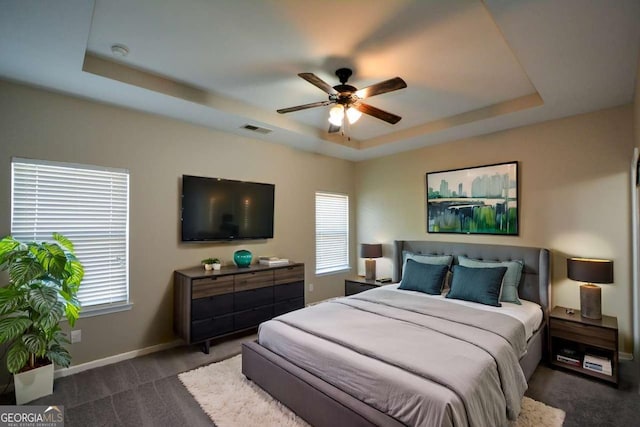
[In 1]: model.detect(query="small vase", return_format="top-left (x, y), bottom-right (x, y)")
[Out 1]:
top-left (204, 264), bottom-right (213, 271)
top-left (234, 250), bottom-right (252, 268)
top-left (212, 263), bottom-right (221, 271)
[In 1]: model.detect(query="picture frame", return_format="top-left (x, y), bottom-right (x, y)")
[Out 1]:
top-left (426, 161), bottom-right (518, 235)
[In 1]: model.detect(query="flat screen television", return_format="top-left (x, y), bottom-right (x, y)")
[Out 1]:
top-left (181, 175), bottom-right (275, 241)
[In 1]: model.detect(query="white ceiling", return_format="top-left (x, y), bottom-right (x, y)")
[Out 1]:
top-left (1, 0), bottom-right (639, 161)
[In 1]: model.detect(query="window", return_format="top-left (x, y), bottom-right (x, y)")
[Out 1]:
top-left (11, 158), bottom-right (130, 315)
top-left (315, 192), bottom-right (349, 274)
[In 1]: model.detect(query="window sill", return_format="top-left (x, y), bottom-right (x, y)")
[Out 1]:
top-left (315, 267), bottom-right (352, 277)
top-left (73, 302), bottom-right (134, 319)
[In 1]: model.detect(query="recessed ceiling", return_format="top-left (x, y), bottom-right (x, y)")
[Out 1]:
top-left (0, 0), bottom-right (639, 161)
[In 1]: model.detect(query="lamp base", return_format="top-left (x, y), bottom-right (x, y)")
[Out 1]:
top-left (364, 259), bottom-right (376, 280)
top-left (580, 284), bottom-right (602, 320)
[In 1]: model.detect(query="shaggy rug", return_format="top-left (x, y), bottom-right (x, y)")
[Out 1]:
top-left (179, 355), bottom-right (565, 427)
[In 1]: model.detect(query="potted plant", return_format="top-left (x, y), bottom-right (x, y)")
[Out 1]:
top-left (0, 233), bottom-right (84, 404)
top-left (211, 258), bottom-right (221, 271)
top-left (201, 258), bottom-right (215, 271)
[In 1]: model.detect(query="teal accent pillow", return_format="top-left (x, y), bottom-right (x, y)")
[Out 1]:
top-left (446, 265), bottom-right (507, 307)
top-left (402, 251), bottom-right (453, 272)
top-left (399, 259), bottom-right (449, 295)
top-left (458, 256), bottom-right (524, 305)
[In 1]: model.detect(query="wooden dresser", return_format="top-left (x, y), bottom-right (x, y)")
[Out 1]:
top-left (174, 263), bottom-right (304, 353)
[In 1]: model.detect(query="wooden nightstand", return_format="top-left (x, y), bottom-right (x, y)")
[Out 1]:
top-left (345, 277), bottom-right (382, 296)
top-left (549, 306), bottom-right (618, 386)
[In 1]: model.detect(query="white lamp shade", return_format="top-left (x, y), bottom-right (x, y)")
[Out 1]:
top-left (346, 107), bottom-right (362, 124)
top-left (328, 105), bottom-right (344, 126)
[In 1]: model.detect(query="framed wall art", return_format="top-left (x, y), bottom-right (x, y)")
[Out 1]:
top-left (426, 161), bottom-right (518, 235)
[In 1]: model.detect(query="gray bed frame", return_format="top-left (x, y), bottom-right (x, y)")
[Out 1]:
top-left (242, 241), bottom-right (550, 427)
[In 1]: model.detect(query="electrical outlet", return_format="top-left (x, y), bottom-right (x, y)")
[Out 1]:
top-left (309, 283), bottom-right (314, 292)
top-left (70, 329), bottom-right (81, 344)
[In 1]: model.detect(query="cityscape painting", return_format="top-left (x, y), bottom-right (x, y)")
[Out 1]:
top-left (426, 162), bottom-right (518, 235)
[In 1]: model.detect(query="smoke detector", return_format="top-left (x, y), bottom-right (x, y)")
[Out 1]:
top-left (110, 44), bottom-right (129, 57)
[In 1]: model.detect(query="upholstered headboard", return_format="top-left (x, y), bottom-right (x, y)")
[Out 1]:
top-left (393, 240), bottom-right (551, 318)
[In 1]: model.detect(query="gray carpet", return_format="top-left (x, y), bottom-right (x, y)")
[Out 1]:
top-left (2, 333), bottom-right (638, 426)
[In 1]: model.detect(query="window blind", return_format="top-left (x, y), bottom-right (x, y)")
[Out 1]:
top-left (11, 158), bottom-right (130, 309)
top-left (315, 192), bottom-right (349, 274)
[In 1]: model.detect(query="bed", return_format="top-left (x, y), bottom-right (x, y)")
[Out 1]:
top-left (242, 240), bottom-right (550, 427)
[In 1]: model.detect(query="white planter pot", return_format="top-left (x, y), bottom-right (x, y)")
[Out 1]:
top-left (212, 263), bottom-right (221, 271)
top-left (14, 362), bottom-right (54, 405)
top-left (204, 264), bottom-right (213, 271)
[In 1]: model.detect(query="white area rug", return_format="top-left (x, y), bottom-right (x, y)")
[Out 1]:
top-left (179, 355), bottom-right (565, 427)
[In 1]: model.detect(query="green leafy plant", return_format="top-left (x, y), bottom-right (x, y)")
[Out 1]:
top-left (201, 258), bottom-right (215, 265)
top-left (0, 233), bottom-right (84, 373)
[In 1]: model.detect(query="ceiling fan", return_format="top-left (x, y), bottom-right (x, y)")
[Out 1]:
top-left (277, 68), bottom-right (407, 133)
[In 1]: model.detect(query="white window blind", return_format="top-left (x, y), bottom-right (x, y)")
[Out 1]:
top-left (11, 158), bottom-right (130, 310)
top-left (315, 192), bottom-right (349, 274)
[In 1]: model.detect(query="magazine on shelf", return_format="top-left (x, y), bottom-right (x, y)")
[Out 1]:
top-left (556, 354), bottom-right (581, 367)
top-left (583, 354), bottom-right (612, 375)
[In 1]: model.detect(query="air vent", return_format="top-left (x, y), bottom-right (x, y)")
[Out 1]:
top-left (241, 124), bottom-right (272, 134)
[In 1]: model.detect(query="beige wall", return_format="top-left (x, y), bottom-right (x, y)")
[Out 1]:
top-left (0, 80), bottom-right (355, 366)
top-left (356, 106), bottom-right (635, 353)
top-left (636, 53), bottom-right (640, 148)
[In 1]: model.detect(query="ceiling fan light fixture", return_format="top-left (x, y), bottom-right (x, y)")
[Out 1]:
top-left (328, 104), bottom-right (344, 126)
top-left (346, 107), bottom-right (362, 124)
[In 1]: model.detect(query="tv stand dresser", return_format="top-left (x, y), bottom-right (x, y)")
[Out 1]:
top-left (174, 263), bottom-right (304, 353)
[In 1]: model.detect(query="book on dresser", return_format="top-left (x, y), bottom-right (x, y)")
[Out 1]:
top-left (259, 257), bottom-right (290, 267)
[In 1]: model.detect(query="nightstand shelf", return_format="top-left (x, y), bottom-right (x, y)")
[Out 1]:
top-left (549, 306), bottom-right (618, 386)
top-left (344, 277), bottom-right (382, 296)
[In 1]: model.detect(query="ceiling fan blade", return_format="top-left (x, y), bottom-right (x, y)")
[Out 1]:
top-left (356, 77), bottom-right (407, 99)
top-left (328, 123), bottom-right (341, 133)
top-left (353, 102), bottom-right (402, 124)
top-left (298, 73), bottom-right (338, 95)
top-left (277, 100), bottom-right (333, 114)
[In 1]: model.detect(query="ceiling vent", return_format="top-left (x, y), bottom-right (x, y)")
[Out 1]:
top-left (241, 124), bottom-right (272, 134)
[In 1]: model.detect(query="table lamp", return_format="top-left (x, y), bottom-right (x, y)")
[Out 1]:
top-left (361, 243), bottom-right (382, 280)
top-left (567, 257), bottom-right (613, 320)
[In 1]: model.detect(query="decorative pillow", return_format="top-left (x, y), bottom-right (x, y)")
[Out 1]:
top-left (458, 256), bottom-right (524, 305)
top-left (402, 251), bottom-right (453, 270)
top-left (399, 259), bottom-right (449, 295)
top-left (446, 265), bottom-right (507, 307)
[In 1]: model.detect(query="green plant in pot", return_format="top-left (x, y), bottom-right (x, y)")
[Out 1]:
top-left (0, 233), bottom-right (84, 404)
top-left (201, 258), bottom-right (215, 271)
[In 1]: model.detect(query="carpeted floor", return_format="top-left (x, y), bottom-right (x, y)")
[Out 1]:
top-left (1, 331), bottom-right (637, 426)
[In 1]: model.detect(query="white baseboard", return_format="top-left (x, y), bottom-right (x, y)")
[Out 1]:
top-left (53, 339), bottom-right (182, 379)
top-left (620, 351), bottom-right (634, 361)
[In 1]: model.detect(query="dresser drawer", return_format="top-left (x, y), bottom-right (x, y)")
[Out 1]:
top-left (191, 314), bottom-right (234, 342)
top-left (234, 305), bottom-right (273, 330)
top-left (234, 271), bottom-right (274, 292)
top-left (191, 293), bottom-right (234, 320)
top-left (274, 265), bottom-right (304, 285)
top-left (274, 297), bottom-right (304, 316)
top-left (192, 275), bottom-right (234, 299)
top-left (551, 319), bottom-right (617, 350)
top-left (274, 281), bottom-right (304, 302)
top-left (234, 286), bottom-right (274, 311)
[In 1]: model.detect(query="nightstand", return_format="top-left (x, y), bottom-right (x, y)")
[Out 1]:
top-left (549, 306), bottom-right (618, 386)
top-left (345, 276), bottom-right (382, 296)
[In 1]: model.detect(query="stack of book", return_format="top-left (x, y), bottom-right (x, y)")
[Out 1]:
top-left (259, 256), bottom-right (290, 267)
top-left (556, 348), bottom-right (581, 367)
top-left (583, 354), bottom-right (612, 376)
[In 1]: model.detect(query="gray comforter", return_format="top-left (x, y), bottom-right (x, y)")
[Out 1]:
top-left (259, 287), bottom-right (528, 427)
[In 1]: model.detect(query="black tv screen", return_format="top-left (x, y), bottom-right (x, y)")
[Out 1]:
top-left (181, 175), bottom-right (275, 241)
